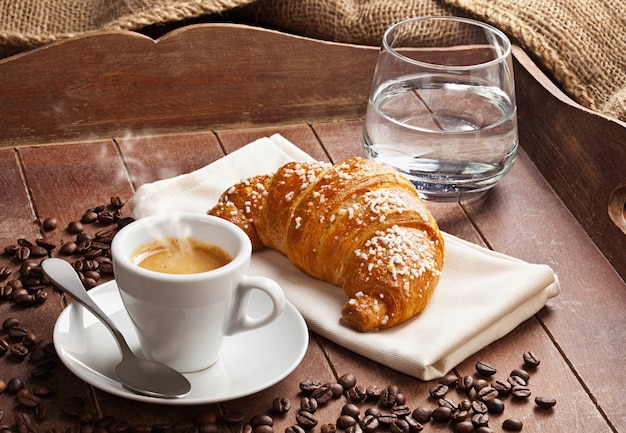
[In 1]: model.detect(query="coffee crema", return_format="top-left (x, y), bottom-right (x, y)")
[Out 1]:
top-left (132, 237), bottom-right (232, 274)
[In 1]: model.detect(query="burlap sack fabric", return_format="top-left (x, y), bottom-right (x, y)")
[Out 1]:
top-left (1, 0), bottom-right (624, 123)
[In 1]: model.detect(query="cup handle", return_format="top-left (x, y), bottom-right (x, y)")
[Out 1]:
top-left (225, 276), bottom-right (285, 336)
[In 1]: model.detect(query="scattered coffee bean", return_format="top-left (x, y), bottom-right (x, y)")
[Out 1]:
top-left (273, 397), bottom-right (292, 414)
top-left (377, 414), bottom-right (398, 426)
top-left (16, 388), bottom-right (41, 408)
top-left (379, 385), bottom-right (399, 407)
top-left (223, 410), bottom-right (245, 424)
top-left (321, 423), bottom-right (336, 433)
top-left (341, 404), bottom-right (360, 419)
top-left (486, 398), bottom-right (505, 414)
top-left (67, 221), bottom-right (84, 234)
top-left (511, 385), bottom-right (532, 399)
top-left (428, 383), bottom-right (448, 399)
top-left (336, 415), bottom-right (357, 430)
top-left (478, 385), bottom-right (499, 402)
top-left (286, 425), bottom-right (306, 433)
top-left (476, 428), bottom-right (494, 433)
top-left (492, 379), bottom-right (512, 396)
top-left (299, 380), bottom-right (322, 394)
top-left (360, 414), bottom-right (379, 433)
top-left (476, 361), bottom-right (497, 377)
top-left (301, 397), bottom-right (318, 413)
top-left (338, 374), bottom-right (357, 389)
top-left (510, 368), bottom-right (531, 383)
top-left (431, 406), bottom-right (452, 423)
top-left (312, 386), bottom-right (334, 405)
top-left (502, 418), bottom-right (523, 431)
top-left (535, 396), bottom-right (556, 409)
top-left (296, 410), bottom-right (318, 429)
top-left (42, 217), bottom-right (58, 231)
top-left (411, 407), bottom-right (432, 424)
top-left (325, 382), bottom-right (344, 398)
top-left (390, 419), bottom-right (410, 433)
top-left (403, 416), bottom-right (423, 432)
top-left (523, 351), bottom-right (541, 369)
top-left (472, 413), bottom-right (490, 429)
top-left (347, 386), bottom-right (367, 403)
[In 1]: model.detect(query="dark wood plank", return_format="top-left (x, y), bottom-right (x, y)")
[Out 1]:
top-left (0, 25), bottom-right (378, 148)
top-left (463, 148), bottom-right (626, 432)
top-left (512, 46), bottom-right (626, 281)
top-left (115, 131), bottom-right (225, 189)
top-left (216, 124), bottom-right (329, 162)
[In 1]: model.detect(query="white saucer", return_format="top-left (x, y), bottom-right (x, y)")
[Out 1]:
top-left (53, 280), bottom-right (309, 405)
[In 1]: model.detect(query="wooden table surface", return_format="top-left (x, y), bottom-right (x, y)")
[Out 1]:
top-left (0, 24), bottom-right (625, 433)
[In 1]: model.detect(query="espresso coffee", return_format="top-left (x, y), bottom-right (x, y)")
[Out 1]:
top-left (132, 237), bottom-right (232, 274)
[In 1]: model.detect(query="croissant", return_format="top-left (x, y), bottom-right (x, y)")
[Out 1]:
top-left (208, 157), bottom-right (444, 331)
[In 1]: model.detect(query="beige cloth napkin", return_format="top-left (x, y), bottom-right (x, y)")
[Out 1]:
top-left (130, 134), bottom-right (561, 380)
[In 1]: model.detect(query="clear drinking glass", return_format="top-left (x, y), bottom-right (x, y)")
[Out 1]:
top-left (363, 16), bottom-right (518, 201)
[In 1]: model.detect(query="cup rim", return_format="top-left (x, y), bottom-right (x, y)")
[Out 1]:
top-left (382, 16), bottom-right (512, 70)
top-left (111, 213), bottom-right (252, 282)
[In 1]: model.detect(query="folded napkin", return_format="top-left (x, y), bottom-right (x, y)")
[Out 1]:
top-left (130, 134), bottom-right (560, 381)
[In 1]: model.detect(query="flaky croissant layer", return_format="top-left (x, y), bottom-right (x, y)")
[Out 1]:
top-left (208, 157), bottom-right (444, 331)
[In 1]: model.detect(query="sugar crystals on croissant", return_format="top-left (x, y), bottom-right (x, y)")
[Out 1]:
top-left (208, 157), bottom-right (444, 331)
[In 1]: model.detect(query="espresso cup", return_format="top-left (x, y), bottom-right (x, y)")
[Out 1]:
top-left (111, 213), bottom-right (285, 373)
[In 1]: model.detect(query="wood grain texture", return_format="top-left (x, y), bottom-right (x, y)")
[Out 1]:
top-left (0, 23), bottom-right (624, 433)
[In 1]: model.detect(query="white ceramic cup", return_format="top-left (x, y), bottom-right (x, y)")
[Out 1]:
top-left (111, 213), bottom-right (285, 373)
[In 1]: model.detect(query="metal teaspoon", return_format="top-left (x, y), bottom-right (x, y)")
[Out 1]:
top-left (42, 258), bottom-right (191, 399)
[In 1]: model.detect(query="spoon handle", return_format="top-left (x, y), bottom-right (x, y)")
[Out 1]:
top-left (41, 258), bottom-right (134, 357)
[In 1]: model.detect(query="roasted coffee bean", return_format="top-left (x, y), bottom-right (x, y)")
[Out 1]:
top-left (0, 267), bottom-right (11, 278)
top-left (478, 386), bottom-right (499, 402)
top-left (9, 326), bottom-right (28, 339)
top-left (395, 392), bottom-right (406, 405)
top-left (471, 400), bottom-right (489, 414)
top-left (300, 397), bottom-right (318, 413)
top-left (345, 425), bottom-right (362, 433)
top-left (60, 242), bottom-right (77, 255)
top-left (511, 385), bottom-right (531, 399)
top-left (450, 410), bottom-right (469, 424)
top-left (299, 380), bottom-right (322, 393)
top-left (453, 421), bottom-right (474, 433)
top-left (295, 410), bottom-right (318, 429)
top-left (458, 399), bottom-right (472, 412)
top-left (75, 240), bottom-right (92, 255)
top-left (486, 398), bottom-right (505, 414)
top-left (32, 385), bottom-right (52, 398)
top-left (312, 386), bottom-right (334, 404)
top-left (363, 408), bottom-right (379, 418)
top-left (81, 211), bottom-right (99, 224)
top-left (403, 416), bottom-right (423, 432)
top-left (534, 396), bottom-right (556, 409)
top-left (338, 374), bottom-right (357, 389)
top-left (42, 217), bottom-right (58, 231)
top-left (476, 427), bottom-right (494, 433)
top-left (35, 239), bottom-right (56, 251)
top-left (507, 375), bottom-right (526, 387)
top-left (250, 415), bottom-right (273, 428)
top-left (471, 413), bottom-right (489, 429)
top-left (502, 418), bottom-right (523, 431)
top-left (16, 389), bottom-right (41, 408)
top-left (273, 397), bottom-right (291, 414)
top-left (438, 397), bottom-right (457, 411)
top-left (365, 385), bottom-right (383, 400)
top-left (429, 383), bottom-right (448, 399)
top-left (492, 379), bottom-right (512, 396)
top-left (510, 369), bottom-right (530, 382)
top-left (391, 406), bottom-right (411, 418)
top-left (379, 385), bottom-right (399, 407)
top-left (390, 419), bottom-right (410, 433)
top-left (67, 221), bottom-right (84, 234)
top-left (377, 414), bottom-right (398, 426)
top-left (82, 277), bottom-right (97, 289)
top-left (16, 246), bottom-right (31, 261)
top-left (439, 374), bottom-right (458, 388)
top-left (31, 359), bottom-right (56, 380)
top-left (360, 415), bottom-right (379, 433)
top-left (320, 424), bottom-right (336, 433)
top-left (97, 211), bottom-right (116, 224)
top-left (0, 339), bottom-right (8, 354)
top-left (474, 378), bottom-right (489, 391)
top-left (285, 425), bottom-right (306, 433)
top-left (10, 344), bottom-right (29, 359)
top-left (347, 386), bottom-right (367, 403)
top-left (29, 245), bottom-right (48, 257)
top-left (7, 378), bottom-right (24, 393)
top-left (336, 415), bottom-right (357, 430)
top-left (2, 317), bottom-right (19, 330)
top-left (431, 407), bottom-right (452, 423)
top-left (475, 361), bottom-right (497, 377)
top-left (341, 404), bottom-right (360, 419)
top-left (325, 382), bottom-right (344, 398)
top-left (522, 351), bottom-right (541, 368)
top-left (411, 407), bottom-right (432, 424)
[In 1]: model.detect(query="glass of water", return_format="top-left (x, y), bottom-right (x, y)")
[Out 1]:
top-left (363, 16), bottom-right (518, 201)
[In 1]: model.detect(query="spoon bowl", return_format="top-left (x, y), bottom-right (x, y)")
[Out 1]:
top-left (42, 258), bottom-right (191, 399)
